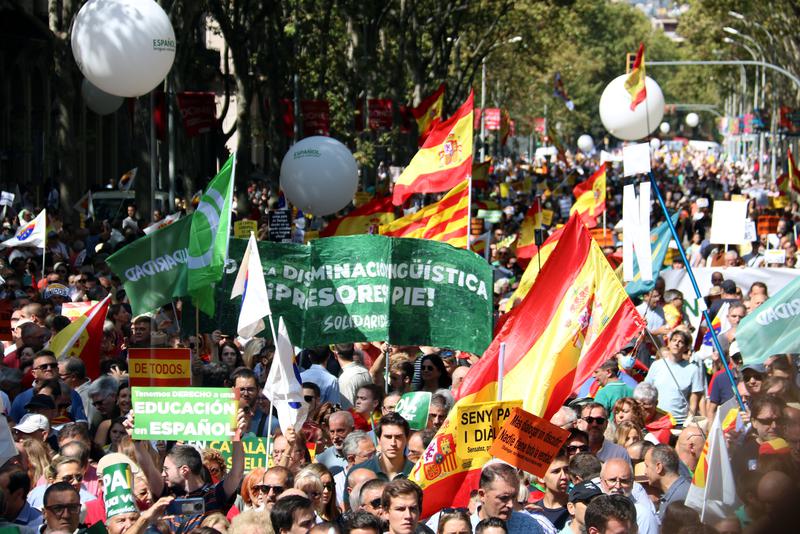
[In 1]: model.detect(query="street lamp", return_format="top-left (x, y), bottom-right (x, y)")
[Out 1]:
top-left (479, 36), bottom-right (523, 161)
top-left (723, 37), bottom-right (758, 111)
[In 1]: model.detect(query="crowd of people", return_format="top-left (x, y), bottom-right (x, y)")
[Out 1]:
top-left (0, 141), bottom-right (799, 534)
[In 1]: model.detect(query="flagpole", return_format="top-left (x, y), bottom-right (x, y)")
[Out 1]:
top-left (41, 209), bottom-right (46, 281)
top-left (648, 171), bottom-right (745, 412)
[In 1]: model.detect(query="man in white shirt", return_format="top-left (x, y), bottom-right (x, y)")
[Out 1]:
top-left (599, 459), bottom-right (658, 534)
top-left (335, 343), bottom-right (372, 409)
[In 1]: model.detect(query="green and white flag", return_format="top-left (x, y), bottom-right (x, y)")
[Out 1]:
top-left (738, 275), bottom-right (800, 365)
top-left (188, 154), bottom-right (236, 316)
top-left (106, 215), bottom-right (192, 316)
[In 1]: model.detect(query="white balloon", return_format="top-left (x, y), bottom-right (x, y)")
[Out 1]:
top-left (659, 122), bottom-right (670, 134)
top-left (686, 112), bottom-right (700, 128)
top-left (280, 137), bottom-right (359, 216)
top-left (577, 134), bottom-right (594, 153)
top-left (599, 75), bottom-right (665, 141)
top-left (71, 0), bottom-right (176, 98)
top-left (650, 138), bottom-right (661, 150)
top-left (81, 79), bottom-right (123, 115)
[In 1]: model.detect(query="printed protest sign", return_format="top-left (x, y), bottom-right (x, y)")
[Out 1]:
top-left (102, 462), bottom-right (138, 518)
top-left (129, 348), bottom-right (191, 388)
top-left (234, 219), bottom-right (258, 239)
top-left (710, 200), bottom-right (747, 245)
top-left (268, 210), bottom-right (292, 242)
top-left (187, 438), bottom-right (269, 473)
top-left (395, 392), bottom-right (432, 430)
top-left (131, 387), bottom-right (238, 441)
top-left (183, 235), bottom-right (493, 354)
top-left (456, 400), bottom-right (521, 466)
top-left (488, 407), bottom-right (570, 477)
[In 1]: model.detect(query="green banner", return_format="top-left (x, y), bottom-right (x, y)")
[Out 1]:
top-left (395, 392), bottom-right (431, 430)
top-left (737, 276), bottom-right (800, 365)
top-left (102, 463), bottom-right (137, 518)
top-left (184, 235), bottom-right (493, 354)
top-left (107, 215), bottom-right (192, 316)
top-left (186, 438), bottom-right (269, 473)
top-left (131, 387), bottom-right (238, 441)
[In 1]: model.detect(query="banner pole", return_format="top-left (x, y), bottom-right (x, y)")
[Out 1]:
top-left (648, 171), bottom-right (745, 412)
top-left (497, 342), bottom-right (506, 401)
top-left (384, 345), bottom-right (391, 395)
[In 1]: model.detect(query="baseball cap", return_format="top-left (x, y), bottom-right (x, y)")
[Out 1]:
top-left (742, 363), bottom-right (767, 375)
top-left (25, 394), bottom-right (56, 411)
top-left (97, 452), bottom-right (141, 476)
top-left (14, 414), bottom-right (50, 434)
top-left (568, 481), bottom-right (603, 503)
top-left (43, 283), bottom-right (70, 300)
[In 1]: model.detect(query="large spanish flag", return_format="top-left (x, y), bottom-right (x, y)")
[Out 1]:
top-left (412, 83), bottom-right (446, 145)
top-left (570, 164), bottom-right (606, 227)
top-left (410, 214), bottom-right (644, 517)
top-left (625, 43), bottom-right (647, 111)
top-left (515, 198), bottom-right (543, 260)
top-left (393, 91), bottom-right (474, 206)
top-left (319, 196), bottom-right (396, 237)
top-left (380, 180), bottom-right (469, 248)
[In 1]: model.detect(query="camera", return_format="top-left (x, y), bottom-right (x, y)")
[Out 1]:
top-left (166, 497), bottom-right (205, 516)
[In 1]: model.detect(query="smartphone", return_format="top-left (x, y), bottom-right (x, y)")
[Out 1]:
top-left (166, 497), bottom-right (205, 516)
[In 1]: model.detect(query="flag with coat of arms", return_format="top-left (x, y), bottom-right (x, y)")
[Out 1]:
top-left (0, 209), bottom-right (46, 249)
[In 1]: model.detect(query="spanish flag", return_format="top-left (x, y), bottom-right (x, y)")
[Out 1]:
top-left (410, 214), bottom-right (644, 517)
top-left (570, 164), bottom-right (607, 228)
top-left (503, 227), bottom-right (563, 312)
top-left (319, 196), bottom-right (396, 237)
top-left (380, 180), bottom-right (469, 248)
top-left (515, 198), bottom-right (543, 260)
top-left (47, 296), bottom-right (110, 380)
top-left (625, 43), bottom-right (647, 111)
top-left (411, 83), bottom-right (446, 145)
top-left (393, 91), bottom-right (474, 206)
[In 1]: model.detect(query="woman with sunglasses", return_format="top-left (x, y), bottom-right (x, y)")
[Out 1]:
top-left (294, 467), bottom-right (326, 522)
top-left (417, 354), bottom-right (452, 393)
top-left (300, 463), bottom-right (339, 521)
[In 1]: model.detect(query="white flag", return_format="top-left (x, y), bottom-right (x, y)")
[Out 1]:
top-left (230, 233), bottom-right (270, 338)
top-left (143, 212), bottom-right (181, 236)
top-left (263, 317), bottom-right (308, 435)
top-left (684, 397), bottom-right (739, 522)
top-left (0, 209), bottom-right (46, 249)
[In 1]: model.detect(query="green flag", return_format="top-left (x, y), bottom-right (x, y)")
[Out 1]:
top-left (395, 392), bottom-right (432, 430)
top-left (106, 215), bottom-right (192, 316)
top-left (737, 276), bottom-right (800, 365)
top-left (625, 213), bottom-right (679, 298)
top-left (188, 154), bottom-right (235, 316)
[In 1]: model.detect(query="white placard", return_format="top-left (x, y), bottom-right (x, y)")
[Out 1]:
top-left (709, 200), bottom-right (748, 245)
top-left (0, 192), bottom-right (13, 207)
top-left (764, 249), bottom-right (786, 264)
top-left (622, 183), bottom-right (652, 282)
top-left (622, 143), bottom-right (652, 177)
top-left (767, 233), bottom-right (780, 248)
top-left (743, 219), bottom-right (757, 242)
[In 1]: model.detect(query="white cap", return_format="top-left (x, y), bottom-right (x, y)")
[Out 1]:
top-left (14, 414), bottom-right (49, 434)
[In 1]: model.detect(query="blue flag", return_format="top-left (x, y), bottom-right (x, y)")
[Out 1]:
top-left (625, 213), bottom-right (679, 298)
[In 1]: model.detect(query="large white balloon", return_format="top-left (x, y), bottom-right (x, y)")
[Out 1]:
top-left (81, 79), bottom-right (123, 115)
top-left (685, 113), bottom-right (700, 128)
top-left (577, 134), bottom-right (594, 153)
top-left (71, 0), bottom-right (176, 98)
top-left (599, 75), bottom-right (665, 141)
top-left (280, 137), bottom-right (359, 216)
top-left (659, 122), bottom-right (670, 134)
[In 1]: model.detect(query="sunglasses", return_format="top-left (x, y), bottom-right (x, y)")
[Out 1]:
top-left (755, 417), bottom-right (781, 426)
top-left (369, 498), bottom-right (383, 509)
top-left (35, 363), bottom-right (58, 371)
top-left (304, 395), bottom-right (315, 403)
top-left (253, 484), bottom-right (284, 495)
top-left (59, 474), bottom-right (83, 483)
top-left (422, 365), bottom-right (436, 371)
top-left (583, 416), bottom-right (606, 425)
top-left (46, 503), bottom-right (81, 515)
top-left (566, 445), bottom-right (589, 453)
top-left (441, 507), bottom-right (469, 514)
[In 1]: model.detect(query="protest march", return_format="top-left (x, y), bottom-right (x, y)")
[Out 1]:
top-left (4, 2), bottom-right (800, 534)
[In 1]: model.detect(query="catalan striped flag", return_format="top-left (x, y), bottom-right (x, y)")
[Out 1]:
top-left (570, 164), bottom-right (607, 228)
top-left (393, 91), bottom-right (474, 206)
top-left (625, 43), bottom-right (647, 111)
top-left (777, 147), bottom-right (800, 195)
top-left (411, 214), bottom-right (644, 516)
top-left (380, 180), bottom-right (469, 248)
top-left (412, 84), bottom-right (446, 145)
top-left (515, 198), bottom-right (543, 260)
top-left (320, 196), bottom-right (396, 237)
